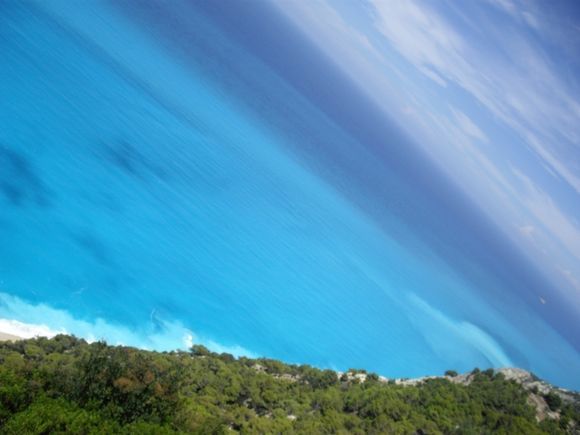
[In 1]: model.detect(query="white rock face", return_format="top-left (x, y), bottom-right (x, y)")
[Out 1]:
top-left (497, 368), bottom-right (551, 395)
top-left (496, 367), bottom-right (580, 405)
top-left (527, 393), bottom-right (560, 422)
top-left (388, 367), bottom-right (579, 424)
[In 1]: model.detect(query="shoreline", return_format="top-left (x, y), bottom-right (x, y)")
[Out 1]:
top-left (0, 331), bottom-right (23, 341)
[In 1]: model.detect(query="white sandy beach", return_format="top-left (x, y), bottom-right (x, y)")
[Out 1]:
top-left (0, 331), bottom-right (22, 341)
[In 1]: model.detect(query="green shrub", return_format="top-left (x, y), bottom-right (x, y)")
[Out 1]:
top-left (0, 336), bottom-right (573, 434)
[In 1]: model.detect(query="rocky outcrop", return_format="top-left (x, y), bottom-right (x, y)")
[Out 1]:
top-left (392, 367), bottom-right (579, 425)
top-left (252, 363), bottom-right (579, 427)
top-left (497, 368), bottom-right (579, 406)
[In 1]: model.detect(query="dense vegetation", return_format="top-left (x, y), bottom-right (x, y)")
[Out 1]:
top-left (0, 336), bottom-right (577, 434)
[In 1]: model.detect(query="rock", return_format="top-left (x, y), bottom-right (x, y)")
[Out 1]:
top-left (527, 393), bottom-right (559, 422)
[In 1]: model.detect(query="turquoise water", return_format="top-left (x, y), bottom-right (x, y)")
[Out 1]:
top-left (1, 1), bottom-right (579, 389)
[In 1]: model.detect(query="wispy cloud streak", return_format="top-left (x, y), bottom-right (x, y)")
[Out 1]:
top-left (277, 0), bottom-right (580, 302)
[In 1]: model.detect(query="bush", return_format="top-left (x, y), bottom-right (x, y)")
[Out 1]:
top-left (0, 336), bottom-right (572, 434)
top-left (544, 392), bottom-right (562, 411)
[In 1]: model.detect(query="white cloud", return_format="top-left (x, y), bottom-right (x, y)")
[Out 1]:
top-left (418, 67), bottom-right (448, 87)
top-left (485, 0), bottom-right (541, 31)
top-left (274, 0), bottom-right (415, 122)
top-left (521, 11), bottom-right (540, 30)
top-left (368, 0), bottom-right (580, 194)
top-left (451, 108), bottom-right (488, 143)
top-left (511, 168), bottom-right (580, 263)
top-left (277, 0), bottom-right (580, 304)
top-left (486, 0), bottom-right (517, 15)
top-left (558, 267), bottom-right (580, 292)
top-left (279, 0), bottom-right (580, 194)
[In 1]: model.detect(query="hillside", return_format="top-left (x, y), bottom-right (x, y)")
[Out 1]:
top-left (0, 335), bottom-right (578, 434)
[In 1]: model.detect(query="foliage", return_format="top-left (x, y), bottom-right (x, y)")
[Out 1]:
top-left (0, 335), bottom-right (576, 434)
top-left (545, 392), bottom-right (563, 411)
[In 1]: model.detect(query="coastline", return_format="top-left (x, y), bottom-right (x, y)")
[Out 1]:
top-left (0, 331), bottom-right (22, 341)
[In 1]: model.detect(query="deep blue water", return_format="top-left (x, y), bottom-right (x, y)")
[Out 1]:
top-left (1, 1), bottom-right (579, 389)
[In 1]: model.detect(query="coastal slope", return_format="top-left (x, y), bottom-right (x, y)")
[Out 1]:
top-left (0, 335), bottom-right (578, 434)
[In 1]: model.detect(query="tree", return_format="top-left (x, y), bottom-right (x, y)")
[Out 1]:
top-left (544, 392), bottom-right (562, 411)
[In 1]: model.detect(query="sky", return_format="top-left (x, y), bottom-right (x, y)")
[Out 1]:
top-left (276, 0), bottom-right (580, 313)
